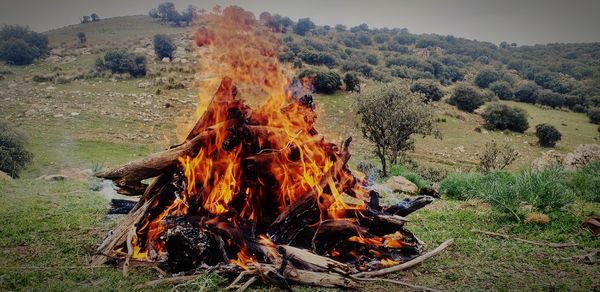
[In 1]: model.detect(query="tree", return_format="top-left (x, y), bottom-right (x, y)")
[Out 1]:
top-left (153, 34), bottom-right (175, 59)
top-left (481, 104), bottom-right (529, 133)
top-left (410, 79), bottom-right (444, 102)
top-left (474, 69), bottom-right (500, 88)
top-left (293, 18), bottom-right (315, 36)
top-left (448, 85), bottom-right (485, 113)
top-left (90, 13), bottom-right (100, 21)
top-left (77, 32), bottom-right (86, 44)
top-left (354, 82), bottom-right (434, 176)
top-left (335, 24), bottom-right (346, 32)
top-left (514, 82), bottom-right (538, 104)
top-left (313, 71), bottom-right (341, 94)
top-left (535, 124), bottom-right (561, 147)
top-left (587, 108), bottom-right (600, 124)
top-left (181, 5), bottom-right (197, 25)
top-left (343, 72), bottom-right (360, 92)
top-left (489, 81), bottom-right (513, 100)
top-left (81, 15), bottom-right (91, 23)
top-left (0, 120), bottom-right (33, 178)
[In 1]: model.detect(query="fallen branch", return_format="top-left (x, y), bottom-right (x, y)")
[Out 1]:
top-left (354, 239), bottom-right (454, 278)
top-left (354, 277), bottom-right (443, 292)
top-left (471, 229), bottom-right (579, 248)
top-left (551, 249), bottom-right (599, 264)
top-left (137, 275), bottom-right (201, 289)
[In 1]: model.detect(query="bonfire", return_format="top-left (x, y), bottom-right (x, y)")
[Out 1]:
top-left (92, 6), bottom-right (452, 290)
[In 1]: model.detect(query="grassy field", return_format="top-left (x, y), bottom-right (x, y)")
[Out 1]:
top-left (1, 16), bottom-right (599, 291)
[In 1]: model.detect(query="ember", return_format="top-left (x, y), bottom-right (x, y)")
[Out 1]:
top-left (92, 6), bottom-right (451, 290)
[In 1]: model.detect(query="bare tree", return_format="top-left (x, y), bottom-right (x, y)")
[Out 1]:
top-left (478, 140), bottom-right (519, 173)
top-left (354, 81), bottom-right (435, 176)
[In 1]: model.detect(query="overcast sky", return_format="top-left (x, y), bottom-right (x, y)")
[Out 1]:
top-left (1, 0), bottom-right (599, 45)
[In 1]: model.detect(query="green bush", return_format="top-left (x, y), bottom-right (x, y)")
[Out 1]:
top-left (0, 25), bottom-right (48, 65)
top-left (535, 123), bottom-right (561, 147)
top-left (0, 120), bottom-right (33, 178)
top-left (515, 166), bottom-right (574, 213)
top-left (474, 69), bottom-right (501, 88)
top-left (481, 104), bottom-right (529, 133)
top-left (587, 108), bottom-right (600, 124)
top-left (568, 161), bottom-right (600, 202)
top-left (410, 79), bottom-right (444, 102)
top-left (448, 85), bottom-right (485, 113)
top-left (153, 34), bottom-right (175, 59)
top-left (536, 90), bottom-right (565, 109)
top-left (514, 82), bottom-right (538, 104)
top-left (343, 72), bottom-right (360, 92)
top-left (489, 81), bottom-right (513, 100)
top-left (313, 71), bottom-right (341, 94)
top-left (99, 49), bottom-right (146, 77)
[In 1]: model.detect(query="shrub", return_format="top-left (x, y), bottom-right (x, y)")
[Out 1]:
top-left (536, 90), bottom-right (565, 109)
top-left (569, 161), bottom-right (600, 202)
top-left (514, 83), bottom-right (538, 104)
top-left (410, 79), bottom-right (444, 102)
top-left (481, 104), bottom-right (529, 133)
top-left (515, 166), bottom-right (574, 213)
top-left (535, 124), bottom-right (561, 147)
top-left (100, 49), bottom-right (146, 77)
top-left (0, 120), bottom-right (33, 177)
top-left (153, 34), bottom-right (176, 59)
top-left (474, 69), bottom-right (501, 88)
top-left (0, 25), bottom-right (48, 65)
top-left (293, 18), bottom-right (315, 36)
top-left (572, 104), bottom-right (586, 113)
top-left (478, 140), bottom-right (518, 173)
top-left (448, 85), bottom-right (484, 113)
top-left (313, 71), bottom-right (341, 94)
top-left (77, 32), bottom-right (86, 44)
top-left (587, 108), bottom-right (600, 124)
top-left (0, 38), bottom-right (39, 65)
top-left (489, 81), bottom-right (513, 100)
top-left (366, 54), bottom-right (378, 65)
top-left (343, 72), bottom-right (360, 92)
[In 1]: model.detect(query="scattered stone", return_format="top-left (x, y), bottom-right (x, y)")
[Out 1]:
top-left (564, 144), bottom-right (600, 170)
top-left (53, 114), bottom-right (64, 118)
top-left (137, 81), bottom-right (151, 88)
top-left (70, 112), bottom-right (80, 116)
top-left (453, 146), bottom-right (465, 153)
top-left (8, 82), bottom-right (17, 89)
top-left (45, 86), bottom-right (57, 91)
top-left (162, 57), bottom-right (171, 63)
top-left (59, 168), bottom-right (93, 180)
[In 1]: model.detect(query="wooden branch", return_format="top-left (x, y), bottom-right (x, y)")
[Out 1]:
top-left (353, 239), bottom-right (454, 278)
top-left (471, 229), bottom-right (579, 248)
top-left (96, 127), bottom-right (218, 183)
top-left (236, 276), bottom-right (257, 292)
top-left (354, 277), bottom-right (443, 292)
top-left (90, 200), bottom-right (152, 266)
top-left (136, 274), bottom-right (201, 289)
top-left (278, 245), bottom-right (353, 275)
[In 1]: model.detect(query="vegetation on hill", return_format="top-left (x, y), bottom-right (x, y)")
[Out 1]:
top-left (0, 25), bottom-right (48, 65)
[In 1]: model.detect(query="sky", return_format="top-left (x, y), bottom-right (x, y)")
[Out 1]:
top-left (1, 0), bottom-right (600, 45)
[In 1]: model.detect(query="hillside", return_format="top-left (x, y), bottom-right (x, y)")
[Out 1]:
top-left (1, 14), bottom-right (599, 291)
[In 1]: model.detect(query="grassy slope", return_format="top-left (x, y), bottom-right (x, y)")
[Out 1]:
top-left (0, 16), bottom-right (599, 291)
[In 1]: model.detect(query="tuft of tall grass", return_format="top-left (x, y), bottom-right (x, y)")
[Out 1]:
top-left (568, 161), bottom-right (600, 202)
top-left (439, 166), bottom-right (576, 221)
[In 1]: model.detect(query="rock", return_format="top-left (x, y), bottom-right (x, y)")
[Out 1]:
top-left (137, 81), bottom-right (151, 88)
top-left (179, 58), bottom-right (188, 64)
top-left (453, 146), bottom-right (465, 153)
top-left (0, 171), bottom-right (13, 181)
top-left (46, 55), bottom-right (62, 63)
top-left (70, 112), bottom-right (80, 116)
top-left (581, 216), bottom-right (600, 238)
top-left (36, 174), bottom-right (68, 181)
top-left (45, 86), bottom-right (57, 91)
top-left (384, 176), bottom-right (418, 194)
top-left (161, 57), bottom-right (171, 63)
top-left (8, 82), bottom-right (17, 89)
top-left (563, 144), bottom-right (600, 170)
top-left (532, 150), bottom-right (564, 170)
top-left (53, 114), bottom-right (64, 118)
top-left (24, 109), bottom-right (37, 117)
top-left (59, 168), bottom-right (93, 180)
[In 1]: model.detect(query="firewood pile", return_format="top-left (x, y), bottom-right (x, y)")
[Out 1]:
top-left (90, 6), bottom-right (453, 290)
